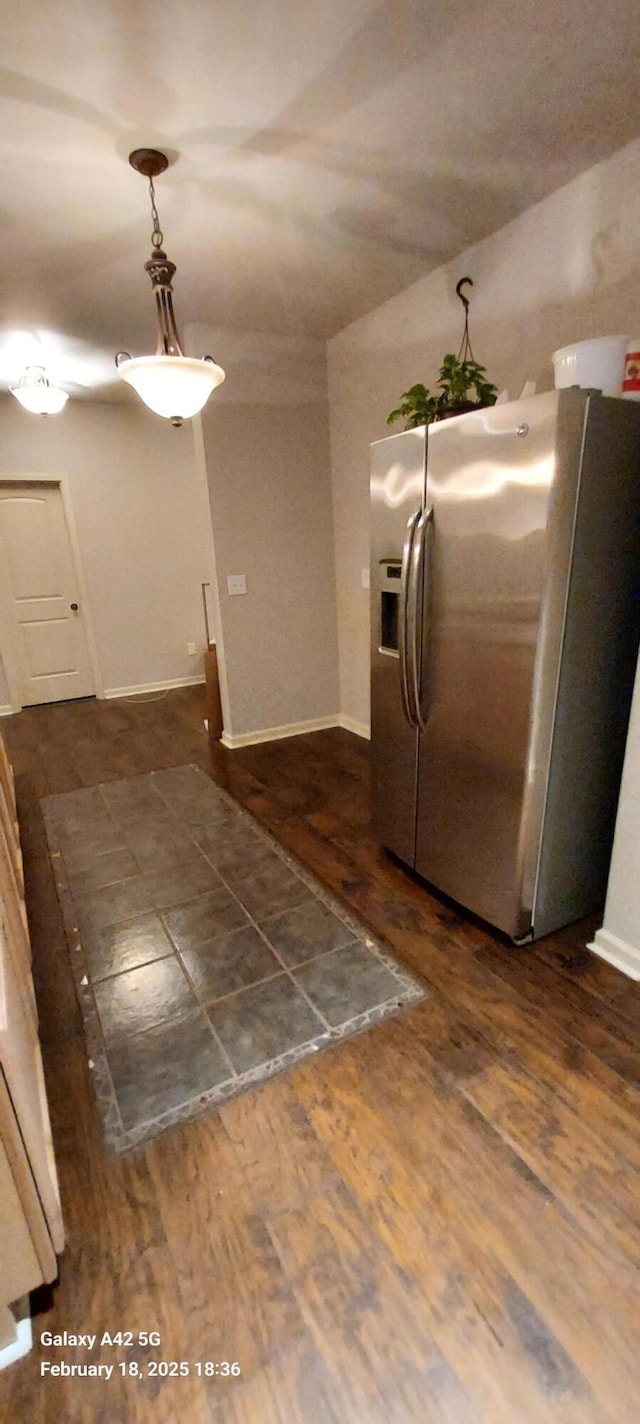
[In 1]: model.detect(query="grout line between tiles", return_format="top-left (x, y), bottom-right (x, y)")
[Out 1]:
top-left (193, 855), bottom-right (334, 1033)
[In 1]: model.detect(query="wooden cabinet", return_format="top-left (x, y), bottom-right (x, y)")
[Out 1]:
top-left (0, 729), bottom-right (63, 1349)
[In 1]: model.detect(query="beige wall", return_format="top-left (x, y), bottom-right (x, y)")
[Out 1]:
top-left (589, 651), bottom-right (640, 979)
top-left (0, 396), bottom-right (215, 703)
top-left (191, 327), bottom-right (339, 741)
top-left (328, 132), bottom-right (640, 731)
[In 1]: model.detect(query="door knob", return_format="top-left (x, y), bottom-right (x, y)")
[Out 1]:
top-left (70, 602), bottom-right (78, 611)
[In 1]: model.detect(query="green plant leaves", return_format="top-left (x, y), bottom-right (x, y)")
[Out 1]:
top-left (386, 383), bottom-right (438, 427)
top-left (387, 354), bottom-right (497, 428)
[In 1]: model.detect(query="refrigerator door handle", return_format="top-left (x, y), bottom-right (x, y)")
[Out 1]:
top-left (399, 510), bottom-right (420, 726)
top-left (408, 506), bottom-right (433, 732)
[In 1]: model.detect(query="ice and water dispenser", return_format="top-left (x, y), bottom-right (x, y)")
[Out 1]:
top-left (378, 560), bottom-right (401, 654)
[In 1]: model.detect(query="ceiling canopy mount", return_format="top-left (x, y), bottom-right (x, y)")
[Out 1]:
top-left (128, 149), bottom-right (170, 180)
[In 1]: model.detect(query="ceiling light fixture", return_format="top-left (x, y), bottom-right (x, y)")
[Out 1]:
top-left (116, 149), bottom-right (225, 427)
top-left (10, 366), bottom-right (69, 415)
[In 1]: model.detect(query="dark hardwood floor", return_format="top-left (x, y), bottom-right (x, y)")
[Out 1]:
top-left (2, 686), bottom-right (640, 1422)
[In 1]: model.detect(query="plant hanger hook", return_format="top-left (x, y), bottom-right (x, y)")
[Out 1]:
top-left (455, 276), bottom-right (473, 312)
top-left (455, 276), bottom-right (475, 362)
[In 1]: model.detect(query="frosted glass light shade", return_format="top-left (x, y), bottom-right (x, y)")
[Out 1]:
top-left (11, 382), bottom-right (68, 414)
top-left (117, 354), bottom-right (225, 420)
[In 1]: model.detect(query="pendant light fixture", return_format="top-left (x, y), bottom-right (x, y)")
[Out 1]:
top-left (116, 149), bottom-right (225, 427)
top-left (10, 366), bottom-right (69, 415)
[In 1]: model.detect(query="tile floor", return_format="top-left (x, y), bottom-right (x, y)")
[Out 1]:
top-left (42, 764), bottom-right (424, 1151)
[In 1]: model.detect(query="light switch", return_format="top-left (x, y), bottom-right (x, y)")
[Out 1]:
top-left (227, 574), bottom-right (247, 596)
top-left (361, 567), bottom-right (370, 590)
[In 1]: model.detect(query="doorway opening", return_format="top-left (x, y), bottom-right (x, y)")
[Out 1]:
top-left (0, 480), bottom-right (101, 711)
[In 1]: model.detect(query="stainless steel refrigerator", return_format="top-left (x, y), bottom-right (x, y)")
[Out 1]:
top-left (370, 387), bottom-right (640, 941)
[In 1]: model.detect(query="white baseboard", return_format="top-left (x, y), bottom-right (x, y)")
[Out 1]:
top-left (103, 675), bottom-right (205, 700)
top-left (221, 715), bottom-right (339, 750)
top-left (587, 927), bottom-right (640, 981)
top-left (0, 1315), bottom-right (32, 1371)
top-left (336, 715), bottom-right (370, 740)
top-left (221, 711), bottom-right (372, 750)
top-left (0, 693), bottom-right (371, 746)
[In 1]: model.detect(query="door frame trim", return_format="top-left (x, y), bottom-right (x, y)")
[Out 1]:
top-left (0, 475), bottom-right (104, 712)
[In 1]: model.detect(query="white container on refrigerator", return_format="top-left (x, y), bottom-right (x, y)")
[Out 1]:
top-left (552, 336), bottom-right (627, 396)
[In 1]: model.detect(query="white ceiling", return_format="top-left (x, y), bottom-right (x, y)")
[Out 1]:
top-left (2, 0), bottom-right (640, 398)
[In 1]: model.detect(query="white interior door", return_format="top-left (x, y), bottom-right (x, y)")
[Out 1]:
top-left (0, 483), bottom-right (95, 707)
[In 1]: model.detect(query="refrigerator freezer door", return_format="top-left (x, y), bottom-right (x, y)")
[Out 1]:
top-left (414, 392), bottom-right (563, 937)
top-left (531, 393), bottom-right (640, 935)
top-left (370, 427), bottom-right (426, 866)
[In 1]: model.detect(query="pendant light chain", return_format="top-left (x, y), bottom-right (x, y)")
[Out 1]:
top-left (148, 176), bottom-right (164, 250)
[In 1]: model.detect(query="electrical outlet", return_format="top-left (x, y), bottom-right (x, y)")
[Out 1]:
top-left (361, 567), bottom-right (370, 590)
top-left (187, 641), bottom-right (197, 655)
top-left (227, 574), bottom-right (247, 596)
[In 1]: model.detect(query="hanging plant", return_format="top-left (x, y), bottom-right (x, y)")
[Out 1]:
top-left (386, 383), bottom-right (440, 429)
top-left (387, 278), bottom-right (498, 429)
